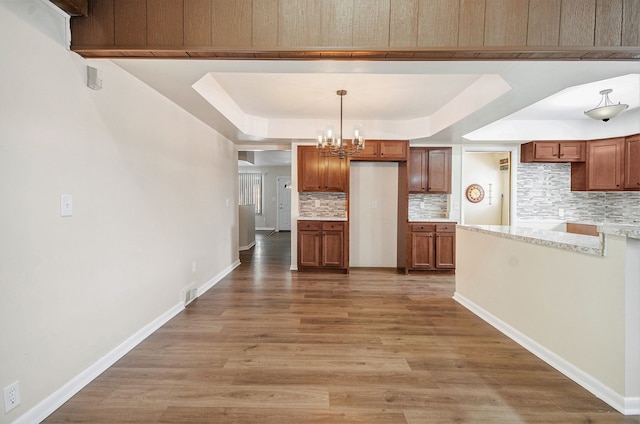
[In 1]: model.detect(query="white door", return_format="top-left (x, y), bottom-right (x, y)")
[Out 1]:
top-left (277, 177), bottom-right (292, 231)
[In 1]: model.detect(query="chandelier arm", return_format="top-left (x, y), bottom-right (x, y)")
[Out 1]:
top-left (317, 89), bottom-right (364, 158)
top-left (340, 90), bottom-right (343, 146)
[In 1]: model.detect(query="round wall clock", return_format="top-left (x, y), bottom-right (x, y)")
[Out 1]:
top-left (466, 184), bottom-right (484, 203)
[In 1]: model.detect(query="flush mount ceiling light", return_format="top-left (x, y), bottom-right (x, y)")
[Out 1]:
top-left (584, 89), bottom-right (629, 122)
top-left (316, 90), bottom-right (365, 159)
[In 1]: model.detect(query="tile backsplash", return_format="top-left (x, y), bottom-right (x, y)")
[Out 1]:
top-left (299, 192), bottom-right (450, 221)
top-left (299, 192), bottom-right (347, 218)
top-left (517, 162), bottom-right (640, 224)
top-left (408, 194), bottom-right (449, 220)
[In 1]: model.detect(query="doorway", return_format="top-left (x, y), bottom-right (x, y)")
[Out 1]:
top-left (277, 176), bottom-right (292, 231)
top-left (462, 151), bottom-right (512, 226)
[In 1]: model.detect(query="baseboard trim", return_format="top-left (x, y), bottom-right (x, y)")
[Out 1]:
top-left (453, 292), bottom-right (632, 415)
top-left (198, 260), bottom-right (240, 295)
top-left (16, 260), bottom-right (241, 424)
top-left (625, 397), bottom-right (640, 415)
top-left (15, 303), bottom-right (184, 424)
top-left (239, 241), bottom-right (256, 251)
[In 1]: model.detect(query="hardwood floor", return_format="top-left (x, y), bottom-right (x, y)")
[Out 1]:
top-left (45, 231), bottom-right (639, 423)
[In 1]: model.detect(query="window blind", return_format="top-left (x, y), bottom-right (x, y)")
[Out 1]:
top-left (238, 173), bottom-right (263, 215)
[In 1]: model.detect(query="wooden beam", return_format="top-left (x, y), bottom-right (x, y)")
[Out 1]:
top-left (49, 0), bottom-right (88, 16)
top-left (68, 0), bottom-right (640, 60)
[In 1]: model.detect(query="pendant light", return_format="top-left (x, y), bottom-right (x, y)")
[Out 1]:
top-left (316, 90), bottom-right (365, 159)
top-left (584, 89), bottom-right (628, 122)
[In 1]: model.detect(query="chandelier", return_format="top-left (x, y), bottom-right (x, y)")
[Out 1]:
top-left (584, 89), bottom-right (628, 122)
top-left (316, 90), bottom-right (365, 158)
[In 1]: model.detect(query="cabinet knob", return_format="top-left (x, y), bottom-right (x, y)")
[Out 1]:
top-left (637, 182), bottom-right (640, 186)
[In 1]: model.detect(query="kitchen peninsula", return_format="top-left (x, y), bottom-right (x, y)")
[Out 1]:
top-left (455, 223), bottom-right (640, 415)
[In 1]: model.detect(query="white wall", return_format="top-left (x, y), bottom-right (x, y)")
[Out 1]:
top-left (0, 2), bottom-right (239, 423)
top-left (350, 162), bottom-right (398, 267)
top-left (456, 229), bottom-right (637, 413)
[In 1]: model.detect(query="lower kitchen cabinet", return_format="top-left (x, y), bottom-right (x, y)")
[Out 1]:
top-left (297, 220), bottom-right (348, 272)
top-left (434, 224), bottom-right (456, 269)
top-left (405, 222), bottom-right (455, 272)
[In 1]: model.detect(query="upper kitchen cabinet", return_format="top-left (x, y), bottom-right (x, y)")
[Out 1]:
top-left (571, 137), bottom-right (625, 191)
top-left (409, 147), bottom-right (452, 194)
top-left (351, 140), bottom-right (408, 161)
top-left (298, 146), bottom-right (348, 193)
top-left (520, 141), bottom-right (585, 163)
top-left (624, 134), bottom-right (640, 190)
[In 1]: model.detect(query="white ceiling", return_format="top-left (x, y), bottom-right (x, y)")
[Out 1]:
top-left (206, 72), bottom-right (485, 120)
top-left (111, 59), bottom-right (640, 165)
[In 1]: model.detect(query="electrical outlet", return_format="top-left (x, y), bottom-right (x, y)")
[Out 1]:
top-left (3, 381), bottom-right (20, 413)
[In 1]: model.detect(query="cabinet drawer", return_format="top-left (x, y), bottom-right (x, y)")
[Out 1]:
top-left (322, 222), bottom-right (344, 231)
top-left (298, 221), bottom-right (322, 231)
top-left (410, 223), bottom-right (435, 232)
top-left (435, 224), bottom-right (455, 232)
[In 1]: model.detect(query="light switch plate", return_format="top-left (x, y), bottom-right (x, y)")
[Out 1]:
top-left (60, 194), bottom-right (73, 217)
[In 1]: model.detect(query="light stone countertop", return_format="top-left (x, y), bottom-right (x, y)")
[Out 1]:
top-left (408, 219), bottom-right (458, 223)
top-left (297, 216), bottom-right (347, 221)
top-left (597, 224), bottom-right (640, 240)
top-left (458, 225), bottom-right (604, 256)
top-left (564, 221), bottom-right (640, 240)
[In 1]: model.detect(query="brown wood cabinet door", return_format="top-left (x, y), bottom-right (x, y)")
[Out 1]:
top-left (624, 135), bottom-right (640, 190)
top-left (379, 140), bottom-right (408, 160)
top-left (408, 148), bottom-right (426, 192)
top-left (559, 142), bottom-right (585, 161)
top-left (427, 148), bottom-right (452, 193)
top-left (534, 142), bottom-right (560, 160)
top-left (298, 147), bottom-right (347, 192)
top-left (323, 155), bottom-right (347, 192)
top-left (587, 138), bottom-right (625, 191)
top-left (435, 232), bottom-right (456, 269)
top-left (298, 147), bottom-right (322, 192)
top-left (298, 230), bottom-right (321, 267)
top-left (354, 141), bottom-right (379, 160)
top-left (410, 232), bottom-right (434, 269)
top-left (322, 230), bottom-right (344, 267)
